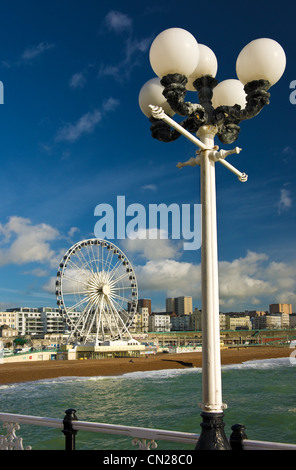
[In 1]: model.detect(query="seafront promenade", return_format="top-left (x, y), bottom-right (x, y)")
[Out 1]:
top-left (0, 346), bottom-right (292, 385)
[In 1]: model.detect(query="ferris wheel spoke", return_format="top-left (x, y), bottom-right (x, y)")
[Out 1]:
top-left (95, 301), bottom-right (103, 344)
top-left (67, 257), bottom-right (88, 275)
top-left (108, 295), bottom-right (130, 318)
top-left (107, 296), bottom-right (131, 337)
top-left (69, 300), bottom-right (93, 337)
top-left (107, 259), bottom-right (126, 283)
top-left (85, 243), bottom-right (96, 269)
top-left (67, 256), bottom-right (93, 279)
top-left (89, 244), bottom-right (101, 274)
top-left (84, 302), bottom-right (98, 341)
top-left (111, 286), bottom-right (133, 291)
top-left (106, 297), bottom-right (126, 335)
top-left (103, 301), bottom-right (117, 339)
top-left (66, 295), bottom-right (89, 312)
top-left (75, 246), bottom-right (94, 274)
top-left (62, 290), bottom-right (89, 296)
top-left (103, 246), bottom-right (113, 273)
top-left (62, 273), bottom-right (88, 287)
top-left (111, 292), bottom-right (135, 305)
top-left (109, 271), bottom-right (130, 285)
top-left (96, 298), bottom-right (105, 340)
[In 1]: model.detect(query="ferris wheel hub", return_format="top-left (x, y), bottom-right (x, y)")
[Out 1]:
top-left (102, 284), bottom-right (111, 296)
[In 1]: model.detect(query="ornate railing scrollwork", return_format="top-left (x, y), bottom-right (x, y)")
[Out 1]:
top-left (132, 437), bottom-right (158, 450)
top-left (0, 421), bottom-right (31, 450)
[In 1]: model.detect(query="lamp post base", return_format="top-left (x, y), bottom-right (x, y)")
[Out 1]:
top-left (195, 411), bottom-right (231, 450)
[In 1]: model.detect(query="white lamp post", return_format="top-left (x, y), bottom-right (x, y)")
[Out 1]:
top-left (139, 28), bottom-right (286, 450)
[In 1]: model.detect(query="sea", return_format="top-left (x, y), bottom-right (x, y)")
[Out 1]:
top-left (0, 356), bottom-right (295, 451)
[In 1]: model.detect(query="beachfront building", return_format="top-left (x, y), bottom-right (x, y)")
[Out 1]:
top-left (290, 314), bottom-right (296, 329)
top-left (4, 307), bottom-right (69, 336)
top-left (0, 311), bottom-right (17, 329)
top-left (253, 313), bottom-right (290, 330)
top-left (170, 314), bottom-right (191, 331)
top-left (40, 308), bottom-right (66, 335)
top-left (149, 312), bottom-right (171, 332)
top-left (225, 314), bottom-right (252, 330)
top-left (219, 313), bottom-right (227, 330)
top-left (130, 307), bottom-right (149, 333)
top-left (0, 325), bottom-right (18, 338)
top-left (190, 308), bottom-right (202, 331)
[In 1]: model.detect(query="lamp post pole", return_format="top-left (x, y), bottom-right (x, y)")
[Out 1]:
top-left (139, 28), bottom-right (286, 450)
top-left (196, 126), bottom-right (229, 449)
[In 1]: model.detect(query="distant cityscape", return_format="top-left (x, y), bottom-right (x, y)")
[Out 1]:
top-left (0, 298), bottom-right (294, 341)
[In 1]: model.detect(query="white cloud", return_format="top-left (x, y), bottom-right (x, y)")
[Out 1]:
top-left (69, 71), bottom-right (87, 89)
top-left (21, 42), bottom-right (55, 61)
top-left (55, 109), bottom-right (102, 143)
top-left (55, 98), bottom-right (120, 143)
top-left (122, 228), bottom-right (180, 260)
top-left (141, 184), bottom-right (157, 192)
top-left (102, 97), bottom-right (120, 112)
top-left (135, 259), bottom-right (200, 298)
top-left (131, 249), bottom-right (296, 311)
top-left (68, 227), bottom-right (80, 238)
top-left (104, 11), bottom-right (133, 33)
top-left (0, 216), bottom-right (60, 267)
top-left (99, 11), bottom-right (152, 81)
top-left (277, 187), bottom-right (292, 214)
top-left (2, 41), bottom-right (55, 68)
top-left (125, 36), bottom-right (152, 60)
top-left (23, 268), bottom-right (49, 277)
top-left (42, 276), bottom-right (56, 294)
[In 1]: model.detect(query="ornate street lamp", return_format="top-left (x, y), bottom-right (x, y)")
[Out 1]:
top-left (139, 28), bottom-right (286, 450)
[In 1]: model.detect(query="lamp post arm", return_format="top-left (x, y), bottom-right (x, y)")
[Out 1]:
top-left (149, 105), bottom-right (208, 150)
top-left (214, 80), bottom-right (270, 144)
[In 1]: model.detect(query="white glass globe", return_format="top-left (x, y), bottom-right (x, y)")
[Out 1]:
top-left (186, 44), bottom-right (218, 91)
top-left (149, 28), bottom-right (199, 78)
top-left (138, 77), bottom-right (175, 117)
top-left (236, 38), bottom-right (286, 86)
top-left (212, 79), bottom-right (247, 109)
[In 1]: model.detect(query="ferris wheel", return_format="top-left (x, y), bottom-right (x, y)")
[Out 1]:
top-left (56, 239), bottom-right (138, 344)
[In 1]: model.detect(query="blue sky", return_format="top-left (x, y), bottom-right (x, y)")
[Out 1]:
top-left (0, 0), bottom-right (295, 313)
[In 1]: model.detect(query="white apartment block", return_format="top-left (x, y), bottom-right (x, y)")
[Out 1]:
top-left (225, 315), bottom-right (252, 330)
top-left (253, 313), bottom-right (290, 330)
top-left (149, 312), bottom-right (171, 332)
top-left (3, 307), bottom-right (67, 336)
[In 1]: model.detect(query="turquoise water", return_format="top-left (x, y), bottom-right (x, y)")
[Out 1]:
top-left (0, 357), bottom-right (295, 450)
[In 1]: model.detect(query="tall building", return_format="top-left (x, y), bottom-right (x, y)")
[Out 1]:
top-left (176, 296), bottom-right (192, 315)
top-left (269, 303), bottom-right (292, 315)
top-left (166, 296), bottom-right (193, 315)
top-left (138, 299), bottom-right (151, 315)
top-left (166, 298), bottom-right (175, 313)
